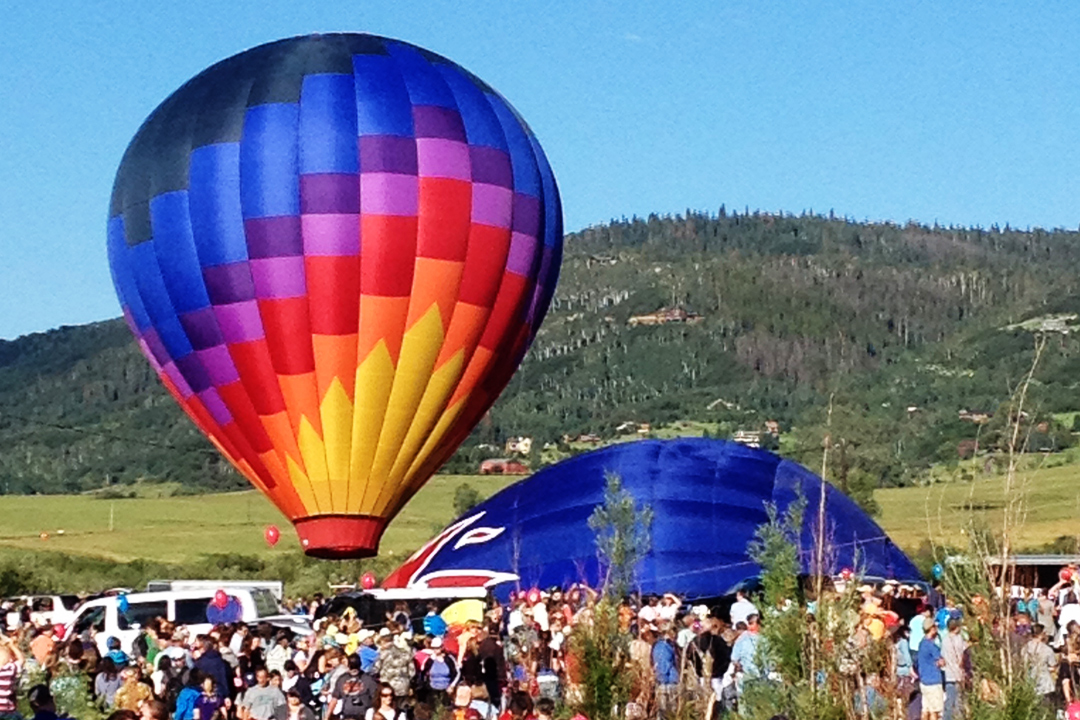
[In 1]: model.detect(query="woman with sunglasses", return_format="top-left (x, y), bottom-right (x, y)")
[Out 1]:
top-left (365, 683), bottom-right (399, 720)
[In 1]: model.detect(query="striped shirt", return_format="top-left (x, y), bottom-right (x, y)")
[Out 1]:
top-left (0, 661), bottom-right (19, 712)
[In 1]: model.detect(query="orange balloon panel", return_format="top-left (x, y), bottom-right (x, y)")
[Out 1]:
top-left (107, 34), bottom-right (562, 557)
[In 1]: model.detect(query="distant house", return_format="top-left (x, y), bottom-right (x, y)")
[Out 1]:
top-left (560, 433), bottom-right (604, 445)
top-left (958, 409), bottom-right (993, 425)
top-left (627, 306), bottom-right (704, 327)
top-left (614, 421), bottom-right (653, 436)
top-left (479, 458), bottom-right (530, 475)
top-left (733, 430), bottom-right (762, 448)
top-left (505, 436), bottom-right (533, 455)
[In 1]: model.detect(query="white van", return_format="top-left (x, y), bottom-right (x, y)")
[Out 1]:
top-left (145, 580), bottom-right (285, 602)
top-left (4, 594), bottom-right (81, 630)
top-left (67, 588), bottom-right (309, 655)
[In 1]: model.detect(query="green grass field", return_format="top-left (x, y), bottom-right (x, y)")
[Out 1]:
top-left (875, 460), bottom-right (1080, 553)
top-left (5, 457), bottom-right (1080, 568)
top-left (0, 475), bottom-right (516, 564)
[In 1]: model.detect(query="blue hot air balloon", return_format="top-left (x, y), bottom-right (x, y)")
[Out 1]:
top-left (382, 438), bottom-right (921, 599)
top-left (106, 34), bottom-right (561, 558)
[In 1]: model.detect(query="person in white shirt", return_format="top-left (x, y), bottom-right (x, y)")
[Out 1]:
top-left (230, 625), bottom-right (249, 657)
top-left (729, 591), bottom-right (758, 628)
top-left (532, 598), bottom-right (549, 632)
top-left (507, 600), bottom-right (526, 633)
top-left (658, 594), bottom-right (680, 624)
top-left (266, 635), bottom-right (292, 675)
top-left (638, 596), bottom-right (661, 627)
top-left (291, 636), bottom-right (310, 674)
top-left (1055, 605), bottom-right (1080, 647)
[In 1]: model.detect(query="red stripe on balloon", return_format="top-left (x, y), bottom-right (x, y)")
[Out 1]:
top-left (360, 215), bottom-right (418, 297)
top-left (259, 297), bottom-right (317, 375)
top-left (306, 256), bottom-right (361, 335)
top-left (227, 339), bottom-right (288, 416)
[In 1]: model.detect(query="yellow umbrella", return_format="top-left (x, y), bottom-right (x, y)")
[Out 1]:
top-left (441, 599), bottom-right (485, 626)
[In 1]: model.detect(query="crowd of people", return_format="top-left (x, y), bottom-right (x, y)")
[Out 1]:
top-left (5, 574), bottom-right (1080, 720)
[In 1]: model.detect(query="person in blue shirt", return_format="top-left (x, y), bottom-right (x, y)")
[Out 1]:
top-left (423, 603), bottom-right (447, 638)
top-left (894, 626), bottom-right (913, 679)
top-left (917, 619), bottom-right (945, 720)
top-left (936, 597), bottom-right (961, 632)
top-left (358, 633), bottom-right (379, 674)
top-left (731, 614), bottom-right (763, 684)
top-left (909, 604), bottom-right (932, 654)
top-left (651, 629), bottom-right (679, 717)
top-left (105, 637), bottom-right (129, 668)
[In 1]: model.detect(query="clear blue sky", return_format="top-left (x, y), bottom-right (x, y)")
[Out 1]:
top-left (2, 1), bottom-right (1079, 339)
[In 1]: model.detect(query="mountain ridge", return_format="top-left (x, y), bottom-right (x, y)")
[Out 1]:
top-left (4, 210), bottom-right (1080, 510)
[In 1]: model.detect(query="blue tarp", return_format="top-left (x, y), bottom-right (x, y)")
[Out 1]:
top-left (382, 438), bottom-right (921, 600)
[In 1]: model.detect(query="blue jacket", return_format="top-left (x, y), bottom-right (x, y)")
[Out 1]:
top-left (423, 614), bottom-right (447, 637)
top-left (175, 687), bottom-right (200, 720)
top-left (359, 646), bottom-right (379, 673)
top-left (652, 640), bottom-right (678, 685)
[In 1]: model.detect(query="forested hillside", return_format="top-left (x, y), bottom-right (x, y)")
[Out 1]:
top-left (5, 209), bottom-right (1080, 506)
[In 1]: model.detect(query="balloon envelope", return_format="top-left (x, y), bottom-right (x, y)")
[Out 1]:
top-left (382, 438), bottom-right (922, 599)
top-left (107, 34), bottom-right (562, 558)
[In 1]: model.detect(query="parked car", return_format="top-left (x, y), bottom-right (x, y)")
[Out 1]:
top-left (67, 588), bottom-right (309, 655)
top-left (4, 594), bottom-right (81, 629)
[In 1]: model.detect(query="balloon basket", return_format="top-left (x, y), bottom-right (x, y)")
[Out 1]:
top-left (294, 515), bottom-right (386, 559)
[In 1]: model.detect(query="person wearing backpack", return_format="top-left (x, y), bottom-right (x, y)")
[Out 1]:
top-left (327, 655), bottom-right (377, 720)
top-left (419, 638), bottom-right (457, 705)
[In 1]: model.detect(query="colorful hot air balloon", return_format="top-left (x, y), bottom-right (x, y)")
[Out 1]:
top-left (107, 34), bottom-right (562, 558)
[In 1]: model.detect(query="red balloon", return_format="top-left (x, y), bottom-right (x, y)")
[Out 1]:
top-left (840, 568), bottom-right (854, 581)
top-left (213, 590), bottom-right (228, 609)
top-left (361, 572), bottom-right (377, 590)
top-left (265, 525), bottom-right (281, 547)
top-left (1061, 567), bottom-right (1073, 582)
